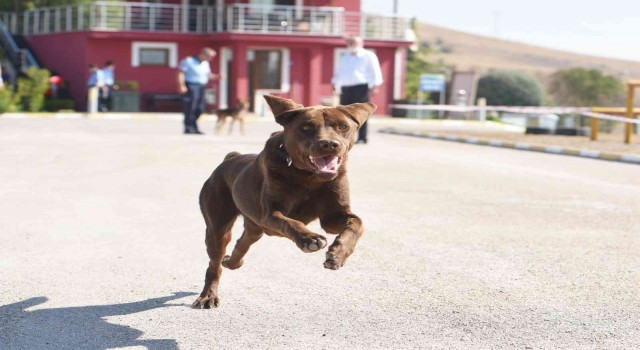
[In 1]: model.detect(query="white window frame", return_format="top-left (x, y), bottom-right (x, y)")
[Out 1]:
top-left (131, 41), bottom-right (178, 68)
top-left (394, 48), bottom-right (403, 100)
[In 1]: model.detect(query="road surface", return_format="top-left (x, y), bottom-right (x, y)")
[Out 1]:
top-left (1, 117), bottom-right (638, 349)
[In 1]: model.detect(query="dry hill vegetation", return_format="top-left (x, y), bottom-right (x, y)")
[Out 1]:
top-left (416, 22), bottom-right (640, 84)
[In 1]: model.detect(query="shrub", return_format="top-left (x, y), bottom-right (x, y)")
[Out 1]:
top-left (0, 87), bottom-right (22, 113)
top-left (16, 67), bottom-right (51, 112)
top-left (476, 70), bottom-right (545, 106)
top-left (548, 68), bottom-right (623, 106)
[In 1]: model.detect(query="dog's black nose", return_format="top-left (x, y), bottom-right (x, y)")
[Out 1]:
top-left (318, 140), bottom-right (340, 150)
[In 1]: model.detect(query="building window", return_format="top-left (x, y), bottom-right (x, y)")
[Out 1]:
top-left (131, 42), bottom-right (177, 68)
top-left (248, 48), bottom-right (290, 92)
top-left (139, 48), bottom-right (169, 66)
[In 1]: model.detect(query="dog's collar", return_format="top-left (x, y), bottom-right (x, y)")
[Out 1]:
top-left (274, 143), bottom-right (293, 167)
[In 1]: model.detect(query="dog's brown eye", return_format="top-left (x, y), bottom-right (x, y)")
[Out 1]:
top-left (338, 124), bottom-right (348, 130)
top-left (301, 125), bottom-right (312, 132)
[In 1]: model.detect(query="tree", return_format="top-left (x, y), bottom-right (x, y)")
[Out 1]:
top-left (547, 68), bottom-right (623, 107)
top-left (476, 70), bottom-right (544, 106)
top-left (404, 44), bottom-right (450, 101)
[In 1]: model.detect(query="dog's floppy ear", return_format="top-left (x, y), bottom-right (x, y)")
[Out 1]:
top-left (337, 102), bottom-right (377, 127)
top-left (264, 95), bottom-right (304, 125)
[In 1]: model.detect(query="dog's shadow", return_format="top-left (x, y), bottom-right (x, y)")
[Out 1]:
top-left (0, 292), bottom-right (194, 350)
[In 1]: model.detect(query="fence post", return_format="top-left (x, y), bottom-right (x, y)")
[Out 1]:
top-left (590, 117), bottom-right (599, 141)
top-left (625, 82), bottom-right (636, 144)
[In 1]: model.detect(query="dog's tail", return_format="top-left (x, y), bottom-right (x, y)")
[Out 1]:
top-left (224, 151), bottom-right (242, 161)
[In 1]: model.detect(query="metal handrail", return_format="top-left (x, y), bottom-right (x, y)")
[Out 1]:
top-left (0, 18), bottom-right (39, 71)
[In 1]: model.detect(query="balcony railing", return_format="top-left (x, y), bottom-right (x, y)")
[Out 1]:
top-left (12, 1), bottom-right (412, 41)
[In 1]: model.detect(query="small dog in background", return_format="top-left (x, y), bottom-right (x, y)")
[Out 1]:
top-left (214, 100), bottom-right (250, 135)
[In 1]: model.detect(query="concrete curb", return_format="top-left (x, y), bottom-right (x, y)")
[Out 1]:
top-left (0, 112), bottom-right (270, 121)
top-left (379, 127), bottom-right (640, 165)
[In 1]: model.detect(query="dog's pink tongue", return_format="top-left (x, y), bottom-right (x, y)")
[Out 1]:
top-left (314, 156), bottom-right (339, 173)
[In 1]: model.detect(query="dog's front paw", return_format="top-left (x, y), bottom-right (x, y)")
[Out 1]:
top-left (193, 293), bottom-right (220, 309)
top-left (221, 255), bottom-right (243, 270)
top-left (323, 243), bottom-right (352, 270)
top-left (299, 235), bottom-right (327, 253)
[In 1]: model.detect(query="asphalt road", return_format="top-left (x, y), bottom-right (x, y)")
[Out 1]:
top-left (1, 117), bottom-right (639, 349)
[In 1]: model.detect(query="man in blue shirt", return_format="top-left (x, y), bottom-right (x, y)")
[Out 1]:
top-left (331, 36), bottom-right (383, 144)
top-left (177, 47), bottom-right (220, 134)
top-left (99, 60), bottom-right (116, 112)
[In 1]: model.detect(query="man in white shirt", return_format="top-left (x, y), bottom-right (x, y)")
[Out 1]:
top-left (177, 47), bottom-right (219, 134)
top-left (332, 36), bottom-right (383, 144)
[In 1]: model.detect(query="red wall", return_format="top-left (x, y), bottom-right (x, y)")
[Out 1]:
top-left (27, 31), bottom-right (406, 113)
top-left (27, 32), bottom-right (88, 110)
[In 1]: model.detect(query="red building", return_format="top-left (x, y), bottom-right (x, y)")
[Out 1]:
top-left (4, 0), bottom-right (413, 113)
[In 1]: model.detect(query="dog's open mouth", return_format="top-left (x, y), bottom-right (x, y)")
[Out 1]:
top-left (308, 155), bottom-right (342, 174)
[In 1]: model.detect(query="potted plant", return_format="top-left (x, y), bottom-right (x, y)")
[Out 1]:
top-left (111, 80), bottom-right (140, 112)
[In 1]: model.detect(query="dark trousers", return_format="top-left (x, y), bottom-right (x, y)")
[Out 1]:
top-left (340, 83), bottom-right (369, 142)
top-left (98, 85), bottom-right (114, 112)
top-left (183, 83), bottom-right (206, 131)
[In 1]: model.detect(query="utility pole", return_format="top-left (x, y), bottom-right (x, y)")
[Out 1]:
top-left (393, 0), bottom-right (398, 14)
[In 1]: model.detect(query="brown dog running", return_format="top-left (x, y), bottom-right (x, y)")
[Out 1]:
top-left (214, 100), bottom-right (249, 135)
top-left (193, 95), bottom-right (376, 308)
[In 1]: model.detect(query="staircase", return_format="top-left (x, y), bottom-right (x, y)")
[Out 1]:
top-left (0, 17), bottom-right (39, 78)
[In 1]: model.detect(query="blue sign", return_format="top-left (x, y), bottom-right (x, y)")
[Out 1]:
top-left (419, 74), bottom-right (446, 92)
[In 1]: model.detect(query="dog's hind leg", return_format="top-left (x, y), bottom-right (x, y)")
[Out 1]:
top-left (222, 217), bottom-right (263, 270)
top-left (214, 116), bottom-right (224, 134)
top-left (193, 178), bottom-right (238, 309)
top-left (239, 118), bottom-right (245, 135)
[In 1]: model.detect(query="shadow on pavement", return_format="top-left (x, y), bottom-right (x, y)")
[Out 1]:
top-left (0, 292), bottom-right (195, 350)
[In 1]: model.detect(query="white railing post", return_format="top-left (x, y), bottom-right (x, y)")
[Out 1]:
top-left (55, 8), bottom-right (60, 32)
top-left (239, 6), bottom-right (244, 32)
top-left (227, 5), bottom-right (233, 31)
top-left (34, 10), bottom-right (40, 34)
top-left (207, 7), bottom-right (213, 32)
top-left (100, 2), bottom-right (106, 29)
top-left (22, 12), bottom-right (28, 35)
top-left (149, 5), bottom-right (155, 31)
top-left (196, 7), bottom-right (202, 32)
top-left (66, 6), bottom-right (71, 31)
top-left (359, 13), bottom-right (366, 38)
top-left (10, 13), bottom-right (17, 33)
top-left (181, 2), bottom-right (188, 32)
top-left (125, 4), bottom-right (131, 31)
top-left (286, 7), bottom-right (292, 33)
top-left (173, 7), bottom-right (179, 32)
top-left (78, 5), bottom-right (84, 30)
top-left (89, 3), bottom-right (95, 29)
top-left (262, 7), bottom-right (267, 32)
top-left (217, 2), bottom-right (223, 32)
top-left (43, 10), bottom-right (50, 33)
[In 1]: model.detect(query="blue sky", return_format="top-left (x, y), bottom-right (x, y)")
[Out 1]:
top-left (361, 0), bottom-right (640, 62)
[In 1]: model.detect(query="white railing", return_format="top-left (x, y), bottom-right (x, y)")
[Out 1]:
top-left (17, 1), bottom-right (412, 41)
top-left (226, 4), bottom-right (343, 36)
top-left (0, 12), bottom-right (18, 33)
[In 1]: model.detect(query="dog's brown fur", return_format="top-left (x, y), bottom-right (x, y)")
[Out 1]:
top-left (214, 100), bottom-right (249, 135)
top-left (193, 95), bottom-right (376, 308)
